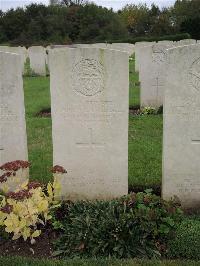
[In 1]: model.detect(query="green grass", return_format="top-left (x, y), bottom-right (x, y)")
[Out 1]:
top-left (23, 63), bottom-right (162, 187)
top-left (129, 57), bottom-right (140, 108)
top-left (24, 77), bottom-right (50, 117)
top-left (0, 257), bottom-right (200, 266)
top-left (129, 114), bottom-right (162, 188)
top-left (24, 77), bottom-right (52, 183)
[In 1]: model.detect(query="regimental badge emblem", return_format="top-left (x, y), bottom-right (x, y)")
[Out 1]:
top-left (72, 59), bottom-right (104, 96)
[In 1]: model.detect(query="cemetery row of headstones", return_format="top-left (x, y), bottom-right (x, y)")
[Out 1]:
top-left (0, 43), bottom-right (135, 76)
top-left (135, 39), bottom-right (200, 107)
top-left (0, 39), bottom-right (198, 78)
top-left (0, 40), bottom-right (200, 209)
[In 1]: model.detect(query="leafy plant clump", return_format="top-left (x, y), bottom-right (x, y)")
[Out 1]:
top-left (141, 106), bottom-right (163, 115)
top-left (52, 190), bottom-right (183, 259)
top-left (0, 161), bottom-right (64, 243)
top-left (168, 217), bottom-right (200, 260)
top-left (141, 107), bottom-right (157, 115)
top-left (0, 180), bottom-right (60, 243)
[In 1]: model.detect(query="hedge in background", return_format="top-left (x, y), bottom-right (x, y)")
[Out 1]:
top-left (52, 191), bottom-right (182, 259)
top-left (104, 33), bottom-right (191, 44)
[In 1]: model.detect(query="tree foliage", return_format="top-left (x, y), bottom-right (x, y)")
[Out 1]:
top-left (50, 0), bottom-right (86, 6)
top-left (0, 0), bottom-right (199, 46)
top-left (0, 3), bottom-right (128, 45)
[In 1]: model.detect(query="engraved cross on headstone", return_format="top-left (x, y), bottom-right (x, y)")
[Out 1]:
top-left (76, 128), bottom-right (105, 148)
top-left (152, 77), bottom-right (164, 102)
top-left (152, 77), bottom-right (164, 92)
top-left (0, 129), bottom-right (3, 153)
top-left (0, 142), bottom-right (4, 165)
top-left (191, 138), bottom-right (200, 144)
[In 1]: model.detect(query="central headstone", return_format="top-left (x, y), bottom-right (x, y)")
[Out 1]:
top-left (139, 43), bottom-right (173, 107)
top-left (135, 42), bottom-right (155, 72)
top-left (50, 48), bottom-right (129, 200)
top-left (28, 46), bottom-right (46, 76)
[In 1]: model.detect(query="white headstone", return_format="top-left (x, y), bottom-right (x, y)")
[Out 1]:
top-left (110, 43), bottom-right (135, 56)
top-left (0, 52), bottom-right (28, 190)
top-left (0, 46), bottom-right (27, 73)
top-left (50, 48), bottom-right (129, 200)
top-left (139, 43), bottom-right (172, 107)
top-left (157, 40), bottom-right (174, 45)
top-left (177, 39), bottom-right (197, 46)
top-left (28, 46), bottom-right (46, 76)
top-left (163, 44), bottom-right (200, 209)
top-left (137, 44), bottom-right (154, 82)
top-left (135, 42), bottom-right (155, 72)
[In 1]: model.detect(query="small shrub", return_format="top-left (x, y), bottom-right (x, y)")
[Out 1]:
top-left (141, 107), bottom-right (157, 115)
top-left (168, 217), bottom-right (200, 260)
top-left (157, 106), bottom-right (163, 115)
top-left (0, 161), bottom-right (64, 243)
top-left (0, 180), bottom-right (60, 243)
top-left (52, 190), bottom-right (183, 259)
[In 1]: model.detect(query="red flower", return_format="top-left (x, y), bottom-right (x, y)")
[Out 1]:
top-left (0, 172), bottom-right (12, 183)
top-left (7, 190), bottom-right (32, 200)
top-left (0, 161), bottom-right (30, 172)
top-left (52, 165), bottom-right (67, 174)
top-left (0, 204), bottom-right (13, 214)
top-left (28, 181), bottom-right (43, 190)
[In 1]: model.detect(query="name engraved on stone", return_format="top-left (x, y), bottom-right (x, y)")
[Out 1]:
top-left (0, 104), bottom-right (18, 122)
top-left (76, 128), bottom-right (105, 148)
top-left (189, 57), bottom-right (200, 92)
top-left (60, 101), bottom-right (124, 122)
top-left (177, 179), bottom-right (200, 193)
top-left (71, 59), bottom-right (105, 96)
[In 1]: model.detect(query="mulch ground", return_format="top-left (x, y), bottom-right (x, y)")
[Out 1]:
top-left (0, 227), bottom-right (57, 259)
top-left (129, 184), bottom-right (161, 196)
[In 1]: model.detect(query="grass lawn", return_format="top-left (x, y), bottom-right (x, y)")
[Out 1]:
top-left (24, 77), bottom-right (52, 183)
top-left (129, 114), bottom-right (162, 188)
top-left (23, 61), bottom-right (162, 187)
top-left (0, 257), bottom-right (200, 266)
top-left (129, 57), bottom-right (140, 107)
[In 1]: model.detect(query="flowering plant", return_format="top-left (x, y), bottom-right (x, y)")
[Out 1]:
top-left (0, 161), bottom-right (65, 243)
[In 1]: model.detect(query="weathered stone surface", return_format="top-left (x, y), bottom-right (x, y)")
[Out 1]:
top-left (28, 46), bottom-right (46, 76)
top-left (134, 42), bottom-right (155, 72)
top-left (50, 48), bottom-right (129, 200)
top-left (157, 40), bottom-right (174, 45)
top-left (50, 43), bottom-right (135, 56)
top-left (0, 52), bottom-right (28, 190)
top-left (163, 44), bottom-right (200, 209)
top-left (139, 43), bottom-right (172, 107)
top-left (109, 43), bottom-right (135, 56)
top-left (137, 44), bottom-right (154, 82)
top-left (176, 39), bottom-right (197, 45)
top-left (0, 46), bottom-right (27, 73)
